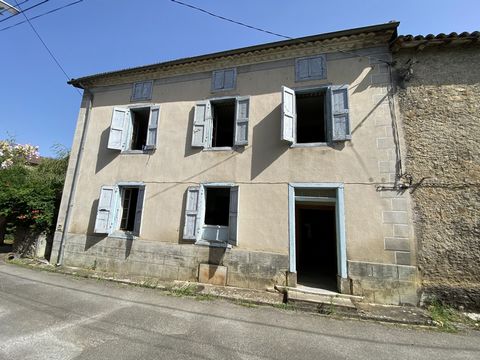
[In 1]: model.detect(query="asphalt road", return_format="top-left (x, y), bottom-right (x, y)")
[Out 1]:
top-left (0, 262), bottom-right (479, 360)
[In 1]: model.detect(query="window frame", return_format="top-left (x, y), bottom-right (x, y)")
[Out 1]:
top-left (107, 104), bottom-right (160, 154)
top-left (211, 68), bottom-right (237, 92)
top-left (191, 95), bottom-right (250, 150)
top-left (131, 80), bottom-right (153, 102)
top-left (183, 183), bottom-right (239, 248)
top-left (281, 84), bottom-right (351, 147)
top-left (94, 182), bottom-right (146, 239)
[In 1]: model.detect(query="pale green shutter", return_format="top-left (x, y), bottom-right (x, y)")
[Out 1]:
top-left (183, 186), bottom-right (201, 240)
top-left (94, 186), bottom-right (116, 234)
top-left (228, 186), bottom-right (239, 245)
top-left (107, 108), bottom-right (129, 150)
top-left (234, 97), bottom-right (249, 146)
top-left (145, 106), bottom-right (160, 149)
top-left (329, 85), bottom-right (351, 141)
top-left (281, 86), bottom-right (296, 143)
top-left (192, 101), bottom-right (210, 147)
top-left (133, 187), bottom-right (145, 236)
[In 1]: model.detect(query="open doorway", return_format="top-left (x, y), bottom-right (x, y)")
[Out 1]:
top-left (294, 188), bottom-right (338, 292)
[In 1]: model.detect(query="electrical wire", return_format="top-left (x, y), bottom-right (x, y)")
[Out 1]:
top-left (0, 0), bottom-right (49, 23)
top-left (0, 0), bottom-right (83, 32)
top-left (0, 0), bottom-right (30, 15)
top-left (13, 0), bottom-right (82, 95)
top-left (169, 0), bottom-right (392, 65)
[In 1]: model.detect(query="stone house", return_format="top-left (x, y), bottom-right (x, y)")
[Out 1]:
top-left (392, 32), bottom-right (480, 309)
top-left (50, 22), bottom-right (420, 305)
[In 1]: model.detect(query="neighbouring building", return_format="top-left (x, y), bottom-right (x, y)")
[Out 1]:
top-left (392, 32), bottom-right (480, 309)
top-left (51, 22), bottom-right (421, 305)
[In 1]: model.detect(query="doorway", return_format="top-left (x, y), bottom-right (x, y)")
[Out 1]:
top-left (295, 203), bottom-right (337, 291)
top-left (288, 184), bottom-right (347, 293)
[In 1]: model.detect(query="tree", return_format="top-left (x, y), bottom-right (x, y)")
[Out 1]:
top-left (0, 139), bottom-right (68, 255)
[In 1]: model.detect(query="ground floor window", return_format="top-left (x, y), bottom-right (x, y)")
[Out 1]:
top-left (94, 184), bottom-right (145, 237)
top-left (183, 184), bottom-right (239, 247)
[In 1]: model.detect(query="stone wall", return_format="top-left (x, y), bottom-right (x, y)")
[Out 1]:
top-left (60, 234), bottom-right (289, 290)
top-left (394, 47), bottom-right (480, 309)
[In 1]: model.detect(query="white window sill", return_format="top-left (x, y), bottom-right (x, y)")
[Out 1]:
top-left (109, 230), bottom-right (137, 239)
top-left (291, 142), bottom-right (328, 148)
top-left (121, 149), bottom-right (155, 154)
top-left (195, 239), bottom-right (232, 249)
top-left (203, 147), bottom-right (234, 151)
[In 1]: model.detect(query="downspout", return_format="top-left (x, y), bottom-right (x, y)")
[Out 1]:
top-left (56, 84), bottom-right (93, 266)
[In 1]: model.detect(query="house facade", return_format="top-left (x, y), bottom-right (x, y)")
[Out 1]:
top-left (51, 22), bottom-right (419, 305)
top-left (392, 32), bottom-right (480, 309)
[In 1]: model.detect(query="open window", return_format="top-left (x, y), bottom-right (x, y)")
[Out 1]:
top-left (94, 184), bottom-right (145, 236)
top-left (183, 184), bottom-right (239, 246)
top-left (191, 97), bottom-right (249, 149)
top-left (107, 106), bottom-right (159, 151)
top-left (281, 85), bottom-right (351, 144)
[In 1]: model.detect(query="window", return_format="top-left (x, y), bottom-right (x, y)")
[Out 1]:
top-left (94, 184), bottom-right (145, 236)
top-left (212, 68), bottom-right (236, 92)
top-left (107, 106), bottom-right (159, 151)
top-left (191, 97), bottom-right (249, 149)
top-left (183, 184), bottom-right (239, 247)
top-left (131, 81), bottom-right (153, 101)
top-left (295, 55), bottom-right (327, 82)
top-left (281, 85), bottom-right (351, 144)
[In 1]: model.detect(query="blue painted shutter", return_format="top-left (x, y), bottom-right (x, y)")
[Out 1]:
top-left (108, 108), bottom-right (129, 150)
top-left (212, 70), bottom-right (225, 90)
top-left (296, 58), bottom-right (309, 81)
top-left (141, 81), bottom-right (153, 100)
top-left (234, 97), bottom-right (249, 146)
top-left (145, 106), bottom-right (160, 149)
top-left (183, 186), bottom-right (201, 240)
top-left (281, 86), bottom-right (296, 143)
top-left (228, 186), bottom-right (239, 245)
top-left (133, 83), bottom-right (143, 101)
top-left (133, 187), bottom-right (145, 236)
top-left (309, 56), bottom-right (326, 79)
top-left (224, 69), bottom-right (235, 89)
top-left (94, 186), bottom-right (116, 234)
top-left (329, 85), bottom-right (351, 141)
top-left (192, 101), bottom-right (210, 147)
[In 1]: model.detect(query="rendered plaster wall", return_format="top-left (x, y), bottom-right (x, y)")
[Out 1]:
top-left (51, 43), bottom-right (418, 302)
top-left (394, 47), bottom-right (480, 309)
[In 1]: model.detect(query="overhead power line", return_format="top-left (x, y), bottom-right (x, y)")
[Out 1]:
top-left (0, 0), bottom-right (49, 23)
top-left (13, 0), bottom-right (81, 95)
top-left (0, 0), bottom-right (83, 32)
top-left (169, 0), bottom-right (292, 40)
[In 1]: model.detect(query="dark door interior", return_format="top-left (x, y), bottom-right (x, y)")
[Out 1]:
top-left (295, 204), bottom-right (337, 291)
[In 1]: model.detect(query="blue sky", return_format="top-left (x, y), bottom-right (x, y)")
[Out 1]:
top-left (1, 0), bottom-right (478, 157)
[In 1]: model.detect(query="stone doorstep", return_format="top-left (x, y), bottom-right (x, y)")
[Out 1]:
top-left (275, 285), bottom-right (364, 301)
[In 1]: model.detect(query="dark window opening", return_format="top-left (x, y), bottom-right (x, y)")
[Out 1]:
top-left (120, 187), bottom-right (139, 231)
top-left (130, 108), bottom-right (149, 150)
top-left (211, 100), bottom-right (235, 147)
top-left (296, 90), bottom-right (326, 143)
top-left (204, 187), bottom-right (230, 226)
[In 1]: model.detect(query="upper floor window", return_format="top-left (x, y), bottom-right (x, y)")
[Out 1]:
top-left (281, 85), bottom-right (351, 145)
top-left (107, 106), bottom-right (160, 152)
top-left (295, 55), bottom-right (327, 82)
top-left (131, 80), bottom-right (153, 101)
top-left (211, 68), bottom-right (236, 92)
top-left (191, 96), bottom-right (249, 149)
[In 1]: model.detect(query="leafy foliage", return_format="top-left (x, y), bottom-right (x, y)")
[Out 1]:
top-left (0, 141), bottom-right (68, 235)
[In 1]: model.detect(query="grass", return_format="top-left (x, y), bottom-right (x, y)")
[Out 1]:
top-left (427, 300), bottom-right (461, 332)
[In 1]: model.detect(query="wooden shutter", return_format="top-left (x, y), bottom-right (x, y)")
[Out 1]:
top-left (107, 107), bottom-right (129, 150)
top-left (295, 55), bottom-right (327, 81)
top-left (212, 70), bottom-right (225, 91)
top-left (94, 186), bottom-right (116, 234)
top-left (141, 81), bottom-right (153, 100)
top-left (191, 101), bottom-right (210, 147)
top-left (132, 81), bottom-right (153, 101)
top-left (234, 97), bottom-right (249, 146)
top-left (228, 186), bottom-right (239, 246)
top-left (223, 69), bottom-right (236, 89)
top-left (133, 83), bottom-right (143, 101)
top-left (133, 187), bottom-right (145, 236)
top-left (183, 186), bottom-right (201, 240)
top-left (281, 86), bottom-right (296, 143)
top-left (329, 85), bottom-right (351, 141)
top-left (145, 106), bottom-right (160, 149)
